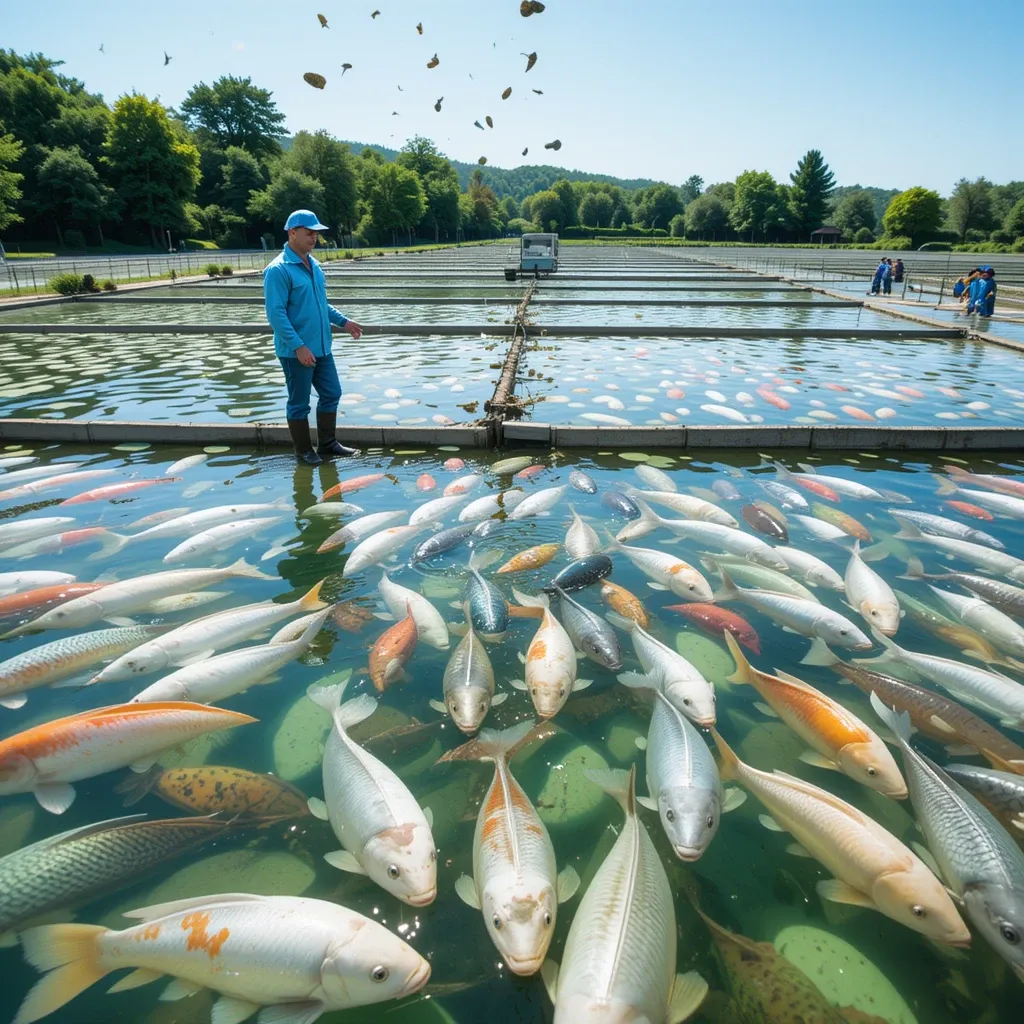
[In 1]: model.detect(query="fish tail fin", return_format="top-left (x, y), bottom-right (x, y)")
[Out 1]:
top-left (709, 728), bottom-right (741, 782)
top-left (113, 765), bottom-right (161, 806)
top-left (306, 678), bottom-right (349, 713)
top-left (615, 496), bottom-right (661, 543)
top-left (298, 579), bottom-right (329, 612)
top-left (712, 567), bottom-right (740, 603)
top-left (270, 607), bottom-right (332, 646)
top-left (897, 556), bottom-right (927, 580)
top-left (869, 625), bottom-right (899, 654)
top-left (85, 531), bottom-right (130, 562)
top-left (770, 461), bottom-right (794, 480)
top-left (583, 764), bottom-right (636, 817)
top-left (934, 476), bottom-right (958, 497)
top-left (15, 924), bottom-right (109, 1024)
top-left (228, 558), bottom-right (276, 581)
top-left (723, 631), bottom-right (755, 686)
top-left (868, 691), bottom-right (912, 744)
top-left (438, 719), bottom-right (553, 765)
top-left (892, 519), bottom-right (924, 541)
top-left (796, 462), bottom-right (817, 475)
top-left (512, 587), bottom-right (549, 610)
top-left (335, 692), bottom-right (378, 731)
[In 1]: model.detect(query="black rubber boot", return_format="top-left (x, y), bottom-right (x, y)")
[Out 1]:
top-left (287, 419), bottom-right (322, 466)
top-left (317, 413), bottom-right (359, 458)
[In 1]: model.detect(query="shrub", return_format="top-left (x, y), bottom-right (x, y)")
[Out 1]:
top-left (102, 280), bottom-right (117, 291)
top-left (1013, 237), bottom-right (1024, 253)
top-left (50, 273), bottom-right (84, 295)
top-left (342, 250), bottom-right (353, 259)
top-left (205, 264), bottom-right (221, 277)
top-left (989, 229), bottom-right (1014, 245)
top-left (81, 273), bottom-right (101, 293)
top-left (669, 214), bottom-right (687, 238)
top-left (220, 265), bottom-right (233, 276)
top-left (62, 229), bottom-right (87, 250)
top-left (853, 227), bottom-right (875, 244)
top-left (376, 251), bottom-right (385, 256)
top-left (873, 235), bottom-right (912, 250)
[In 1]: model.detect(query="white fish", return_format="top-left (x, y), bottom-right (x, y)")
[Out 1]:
top-left (127, 507), bottom-right (191, 529)
top-left (379, 572), bottom-right (449, 650)
top-left (511, 592), bottom-right (585, 719)
top-left (0, 468), bottom-right (117, 501)
top-left (307, 680), bottom-right (437, 905)
top-left (0, 465), bottom-right (72, 487)
top-left (129, 503), bottom-right (291, 542)
top-left (299, 501), bottom-right (365, 518)
top-left (618, 621), bottom-right (716, 726)
top-left (142, 591), bottom-right (228, 614)
top-left (13, 893), bottom-right (430, 1024)
top-left (444, 474), bottom-right (483, 496)
top-left (0, 571), bottom-right (76, 597)
top-left (164, 453), bottom-right (208, 475)
top-left (508, 485), bottom-right (568, 520)
top-left (579, 412), bottom-right (631, 426)
top-left (891, 520), bottom-right (1024, 582)
top-left (162, 516), bottom-right (284, 563)
top-left (699, 404), bottom-right (749, 423)
top-left (409, 494), bottom-right (467, 526)
top-left (630, 489), bottom-right (738, 528)
top-left (565, 508), bottom-right (601, 560)
top-left (92, 580), bottom-right (327, 682)
top-left (611, 540), bottom-right (714, 601)
top-left (794, 514), bottom-right (856, 547)
top-left (635, 464), bottom-right (676, 492)
top-left (705, 389), bottom-right (727, 402)
top-left (845, 541), bottom-right (901, 635)
top-left (790, 465), bottom-right (887, 501)
top-left (449, 722), bottom-right (579, 975)
top-left (542, 766), bottom-right (708, 1024)
top-left (429, 622), bottom-right (502, 732)
top-left (317, 510), bottom-right (406, 552)
top-left (938, 484), bottom-right (1024, 519)
top-left (491, 456), bottom-right (535, 475)
top-left (0, 518), bottom-right (77, 551)
top-left (343, 525), bottom-right (424, 576)
top-left (0, 455), bottom-right (36, 471)
top-left (10, 560), bottom-right (275, 634)
top-left (773, 545), bottom-right (845, 590)
top-left (131, 608), bottom-right (330, 704)
top-left (459, 489), bottom-right (526, 522)
top-left (926, 586), bottom-right (1024, 659)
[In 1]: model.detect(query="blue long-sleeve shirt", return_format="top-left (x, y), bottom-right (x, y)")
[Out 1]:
top-left (969, 277), bottom-right (996, 316)
top-left (263, 244), bottom-right (349, 359)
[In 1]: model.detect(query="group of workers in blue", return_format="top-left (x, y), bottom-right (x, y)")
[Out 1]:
top-left (869, 257), bottom-right (904, 295)
top-left (954, 265), bottom-right (998, 318)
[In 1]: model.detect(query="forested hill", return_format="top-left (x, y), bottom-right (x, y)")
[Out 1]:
top-left (336, 141), bottom-right (663, 199)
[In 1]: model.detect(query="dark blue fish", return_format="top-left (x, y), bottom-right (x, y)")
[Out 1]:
top-left (601, 490), bottom-right (640, 518)
top-left (570, 469), bottom-right (597, 494)
top-left (411, 523), bottom-right (476, 563)
top-left (547, 554), bottom-right (613, 593)
top-left (553, 586), bottom-right (622, 670)
top-left (465, 567), bottom-right (508, 635)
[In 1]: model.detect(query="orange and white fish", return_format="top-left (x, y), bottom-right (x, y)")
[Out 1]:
top-left (320, 473), bottom-right (387, 501)
top-left (599, 580), bottom-right (649, 629)
top-left (416, 473), bottom-right (436, 492)
top-left (496, 543), bottom-right (560, 574)
top-left (59, 478), bottom-right (181, 505)
top-left (369, 604), bottom-right (418, 691)
top-left (841, 405), bottom-right (876, 422)
top-left (443, 474), bottom-right (482, 496)
top-left (511, 594), bottom-right (587, 719)
top-left (514, 465), bottom-right (546, 480)
top-left (724, 633), bottom-right (905, 796)
top-left (443, 457), bottom-right (465, 471)
top-left (0, 469), bottom-right (117, 502)
top-left (945, 499), bottom-right (994, 521)
top-left (824, 383), bottom-right (850, 392)
top-left (0, 702), bottom-right (255, 813)
top-left (756, 385), bottom-right (790, 410)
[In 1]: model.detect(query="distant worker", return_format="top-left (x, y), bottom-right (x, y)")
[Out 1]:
top-left (967, 266), bottom-right (996, 317)
top-left (953, 267), bottom-right (981, 305)
top-left (892, 258), bottom-right (904, 284)
top-left (869, 258), bottom-right (887, 295)
top-left (882, 258), bottom-right (893, 295)
top-left (263, 209), bottom-right (363, 465)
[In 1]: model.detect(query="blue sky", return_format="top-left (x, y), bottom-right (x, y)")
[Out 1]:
top-left (4, 0), bottom-right (1021, 193)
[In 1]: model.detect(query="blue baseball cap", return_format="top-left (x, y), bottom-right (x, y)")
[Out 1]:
top-left (284, 209), bottom-right (329, 232)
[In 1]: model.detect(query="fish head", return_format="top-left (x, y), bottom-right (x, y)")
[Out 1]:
top-left (34, 597), bottom-right (100, 629)
top-left (481, 876), bottom-right (557, 975)
top-left (962, 883), bottom-right (1024, 975)
top-left (659, 784), bottom-right (721, 861)
top-left (527, 673), bottom-right (572, 720)
top-left (752, 550), bottom-right (790, 573)
top-left (582, 635), bottom-right (623, 672)
top-left (836, 740), bottom-right (908, 799)
top-left (663, 680), bottom-right (717, 727)
top-left (667, 567), bottom-right (715, 603)
top-left (814, 615), bottom-right (872, 651)
top-left (872, 866), bottom-right (971, 946)
top-left (321, 920), bottom-right (431, 1006)
top-left (0, 752), bottom-right (34, 791)
top-left (447, 685), bottom-right (491, 734)
top-left (859, 601), bottom-right (901, 636)
top-left (364, 823), bottom-right (437, 907)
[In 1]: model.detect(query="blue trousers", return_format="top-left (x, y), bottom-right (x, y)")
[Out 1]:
top-left (279, 355), bottom-right (341, 420)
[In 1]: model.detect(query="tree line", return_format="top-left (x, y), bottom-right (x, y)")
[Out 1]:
top-left (1, 49), bottom-right (1022, 254)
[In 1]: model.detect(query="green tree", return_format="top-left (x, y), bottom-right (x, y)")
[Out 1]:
top-left (46, 104), bottom-right (110, 167)
top-left (396, 137), bottom-right (461, 241)
top-left (832, 189), bottom-right (876, 237)
top-left (679, 174), bottom-right (704, 206)
top-left (730, 170), bottom-right (786, 241)
top-left (610, 204), bottom-right (630, 228)
top-left (218, 146), bottom-right (267, 218)
top-left (991, 182), bottom-right (1024, 224)
top-left (578, 192), bottom-right (614, 227)
top-left (946, 177), bottom-right (995, 242)
top-left (32, 146), bottom-right (117, 245)
top-left (103, 94), bottom-right (200, 245)
top-left (684, 193), bottom-right (729, 240)
top-left (635, 183), bottom-right (683, 229)
top-left (361, 162), bottom-right (427, 244)
top-left (498, 196), bottom-right (520, 222)
top-left (669, 213), bottom-right (686, 237)
top-left (178, 76), bottom-right (285, 159)
top-left (787, 149), bottom-right (835, 238)
top-left (881, 186), bottom-right (943, 245)
top-left (529, 189), bottom-right (563, 231)
top-left (0, 125), bottom-right (24, 230)
top-left (247, 169), bottom-right (325, 230)
top-left (285, 130), bottom-right (358, 239)
top-left (1005, 197), bottom-right (1024, 239)
top-left (461, 170), bottom-right (500, 239)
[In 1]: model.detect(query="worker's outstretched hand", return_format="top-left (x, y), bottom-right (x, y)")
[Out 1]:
top-left (295, 345), bottom-right (316, 367)
top-left (345, 320), bottom-right (363, 340)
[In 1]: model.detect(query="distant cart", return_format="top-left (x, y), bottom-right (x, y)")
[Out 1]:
top-left (504, 233), bottom-right (559, 279)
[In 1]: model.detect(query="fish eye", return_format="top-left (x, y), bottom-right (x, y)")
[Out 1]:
top-left (544, 912), bottom-right (552, 927)
top-left (558, 688), bottom-right (565, 698)
top-left (531, 687), bottom-right (538, 696)
top-left (1001, 924), bottom-right (1020, 945)
top-left (839, 629), bottom-right (848, 636)
top-left (666, 809), bottom-right (675, 822)
top-left (706, 815), bottom-right (715, 828)
top-left (867, 766), bottom-right (877, 777)
top-left (911, 904), bottom-right (926, 918)
top-left (387, 864), bottom-right (400, 879)
top-left (370, 965), bottom-right (389, 982)
top-left (429, 849), bottom-right (436, 861)
top-left (492, 915), bottom-right (503, 930)
top-left (682, 697), bottom-right (691, 706)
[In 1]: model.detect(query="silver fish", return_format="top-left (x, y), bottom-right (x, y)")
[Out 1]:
top-left (791, 464), bottom-right (886, 500)
top-left (564, 508), bottom-right (600, 560)
top-left (411, 523), bottom-right (476, 563)
top-left (466, 567), bottom-right (508, 635)
top-left (892, 520), bottom-right (1024, 582)
top-left (760, 479), bottom-right (810, 510)
top-left (872, 694), bottom-right (1024, 980)
top-left (772, 545), bottom-right (845, 591)
top-left (553, 587), bottom-right (622, 670)
top-left (927, 585), bottom-right (1024, 658)
top-left (430, 622), bottom-right (503, 734)
top-left (634, 464), bottom-right (676, 492)
top-left (942, 764), bottom-right (1024, 833)
top-left (569, 470), bottom-right (597, 494)
top-left (889, 509), bottom-right (1004, 550)
top-left (631, 488), bottom-right (738, 528)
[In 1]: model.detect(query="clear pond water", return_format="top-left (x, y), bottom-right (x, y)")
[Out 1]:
top-left (0, 443), bottom-right (1023, 1022)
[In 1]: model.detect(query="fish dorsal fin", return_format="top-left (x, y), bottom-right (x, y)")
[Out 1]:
top-left (123, 893), bottom-right (266, 923)
top-left (771, 667), bottom-right (817, 691)
top-left (42, 813), bottom-right (149, 850)
top-left (769, 770), bottom-right (869, 823)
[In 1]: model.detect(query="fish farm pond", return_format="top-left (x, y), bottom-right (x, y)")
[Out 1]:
top-left (2, 244), bottom-right (1024, 1024)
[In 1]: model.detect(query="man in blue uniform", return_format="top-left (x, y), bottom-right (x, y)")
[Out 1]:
top-left (967, 266), bottom-right (996, 318)
top-left (264, 209), bottom-right (363, 465)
